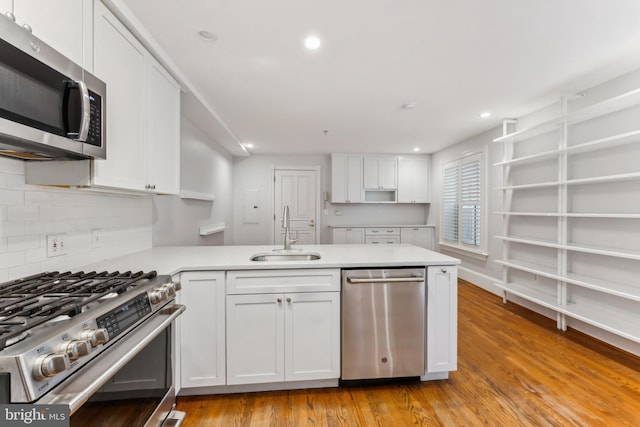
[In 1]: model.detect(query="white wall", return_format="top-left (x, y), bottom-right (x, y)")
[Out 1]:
top-left (0, 157), bottom-right (152, 282)
top-left (232, 154), bottom-right (430, 245)
top-left (152, 117), bottom-right (234, 246)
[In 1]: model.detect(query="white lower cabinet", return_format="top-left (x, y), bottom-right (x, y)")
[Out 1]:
top-left (426, 266), bottom-right (457, 373)
top-left (226, 270), bottom-right (341, 385)
top-left (178, 271), bottom-right (226, 388)
top-left (401, 227), bottom-right (435, 250)
top-left (332, 228), bottom-right (365, 244)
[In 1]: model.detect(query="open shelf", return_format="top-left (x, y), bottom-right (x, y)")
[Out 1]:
top-left (495, 171), bottom-right (640, 191)
top-left (497, 259), bottom-right (640, 302)
top-left (558, 303), bottom-right (640, 344)
top-left (495, 235), bottom-right (640, 261)
top-left (494, 212), bottom-right (640, 218)
top-left (494, 85), bottom-right (640, 345)
top-left (496, 281), bottom-right (640, 344)
top-left (494, 128), bottom-right (640, 167)
top-left (494, 88), bottom-right (640, 144)
top-left (494, 281), bottom-right (559, 310)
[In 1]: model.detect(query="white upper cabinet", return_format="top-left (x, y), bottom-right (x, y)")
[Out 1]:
top-left (9, 0), bottom-right (90, 67)
top-left (331, 154), bottom-right (363, 203)
top-left (363, 156), bottom-right (397, 189)
top-left (397, 156), bottom-right (430, 203)
top-left (147, 57), bottom-right (181, 195)
top-left (92, 1), bottom-right (180, 194)
top-left (92, 1), bottom-right (147, 191)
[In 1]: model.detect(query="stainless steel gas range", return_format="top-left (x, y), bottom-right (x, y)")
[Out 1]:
top-left (0, 270), bottom-right (186, 427)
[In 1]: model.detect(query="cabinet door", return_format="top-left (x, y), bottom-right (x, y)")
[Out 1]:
top-left (377, 157), bottom-right (397, 189)
top-left (226, 294), bottom-right (285, 384)
top-left (92, 1), bottom-right (147, 191)
top-left (285, 292), bottom-right (340, 381)
top-left (401, 228), bottom-right (434, 249)
top-left (13, 0), bottom-right (89, 67)
top-left (330, 154), bottom-right (347, 202)
top-left (332, 228), bottom-right (347, 244)
top-left (179, 272), bottom-right (226, 389)
top-left (398, 157), bottom-right (429, 203)
top-left (331, 154), bottom-right (363, 203)
top-left (333, 228), bottom-right (365, 244)
top-left (346, 156), bottom-right (363, 202)
top-left (147, 57), bottom-right (180, 195)
top-left (426, 266), bottom-right (457, 373)
top-left (346, 228), bottom-right (365, 244)
top-left (364, 156), bottom-right (397, 189)
top-left (363, 157), bottom-right (379, 189)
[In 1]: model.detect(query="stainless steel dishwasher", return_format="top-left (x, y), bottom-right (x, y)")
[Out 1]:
top-left (341, 268), bottom-right (426, 380)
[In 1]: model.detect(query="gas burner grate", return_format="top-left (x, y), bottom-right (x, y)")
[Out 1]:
top-left (0, 270), bottom-right (157, 350)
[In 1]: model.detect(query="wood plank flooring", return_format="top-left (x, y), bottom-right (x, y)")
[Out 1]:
top-left (176, 280), bottom-right (640, 426)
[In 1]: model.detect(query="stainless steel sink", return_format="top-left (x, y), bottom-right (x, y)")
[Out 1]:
top-left (250, 252), bottom-right (321, 261)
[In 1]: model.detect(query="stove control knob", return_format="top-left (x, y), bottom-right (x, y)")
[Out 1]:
top-left (62, 339), bottom-right (92, 360)
top-left (82, 328), bottom-right (110, 347)
top-left (163, 282), bottom-right (180, 298)
top-left (149, 288), bottom-right (169, 304)
top-left (33, 353), bottom-right (71, 381)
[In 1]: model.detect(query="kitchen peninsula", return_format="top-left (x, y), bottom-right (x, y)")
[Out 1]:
top-left (91, 244), bottom-right (459, 395)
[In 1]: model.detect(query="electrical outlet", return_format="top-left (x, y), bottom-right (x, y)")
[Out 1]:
top-left (46, 234), bottom-right (67, 257)
top-left (91, 229), bottom-right (103, 249)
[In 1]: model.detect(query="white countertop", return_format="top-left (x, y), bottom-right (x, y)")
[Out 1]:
top-left (328, 224), bottom-right (436, 228)
top-left (86, 244), bottom-right (459, 276)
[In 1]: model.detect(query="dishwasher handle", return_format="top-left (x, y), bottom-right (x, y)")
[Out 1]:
top-left (346, 276), bottom-right (425, 284)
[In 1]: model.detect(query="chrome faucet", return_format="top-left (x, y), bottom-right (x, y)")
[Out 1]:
top-left (282, 205), bottom-right (296, 250)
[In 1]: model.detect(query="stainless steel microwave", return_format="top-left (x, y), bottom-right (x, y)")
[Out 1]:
top-left (0, 14), bottom-right (106, 160)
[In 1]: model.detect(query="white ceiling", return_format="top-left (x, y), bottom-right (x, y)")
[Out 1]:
top-left (122, 0), bottom-right (640, 155)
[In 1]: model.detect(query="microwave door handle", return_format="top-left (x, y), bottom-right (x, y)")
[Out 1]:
top-left (76, 80), bottom-right (91, 141)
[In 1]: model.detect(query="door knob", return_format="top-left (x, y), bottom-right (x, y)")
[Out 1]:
top-left (309, 220), bottom-right (315, 227)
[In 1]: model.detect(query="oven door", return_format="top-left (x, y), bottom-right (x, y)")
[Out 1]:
top-left (37, 304), bottom-right (185, 427)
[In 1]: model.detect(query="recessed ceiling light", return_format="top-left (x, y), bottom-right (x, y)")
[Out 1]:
top-left (402, 103), bottom-right (417, 110)
top-left (244, 142), bottom-right (254, 148)
top-left (197, 30), bottom-right (218, 42)
top-left (413, 147), bottom-right (421, 152)
top-left (480, 112), bottom-right (491, 118)
top-left (304, 35), bottom-right (321, 50)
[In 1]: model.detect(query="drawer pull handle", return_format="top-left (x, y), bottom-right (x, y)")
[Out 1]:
top-left (277, 298), bottom-right (283, 303)
top-left (441, 268), bottom-right (447, 273)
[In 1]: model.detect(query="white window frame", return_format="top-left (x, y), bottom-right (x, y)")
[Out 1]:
top-left (439, 150), bottom-right (488, 261)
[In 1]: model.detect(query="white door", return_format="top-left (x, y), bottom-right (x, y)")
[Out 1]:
top-left (274, 169), bottom-right (319, 245)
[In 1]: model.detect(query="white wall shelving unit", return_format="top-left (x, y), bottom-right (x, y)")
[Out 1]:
top-left (493, 84), bottom-right (640, 344)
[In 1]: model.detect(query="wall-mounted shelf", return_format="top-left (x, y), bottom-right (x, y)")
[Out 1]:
top-left (495, 171), bottom-right (640, 191)
top-left (494, 80), bottom-right (640, 346)
top-left (493, 87), bottom-right (640, 144)
top-left (496, 259), bottom-right (640, 302)
top-left (494, 212), bottom-right (640, 218)
top-left (181, 190), bottom-right (216, 202)
top-left (199, 222), bottom-right (225, 236)
top-left (493, 129), bottom-right (640, 167)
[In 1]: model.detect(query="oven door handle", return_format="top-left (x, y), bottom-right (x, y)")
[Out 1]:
top-left (36, 303), bottom-right (185, 414)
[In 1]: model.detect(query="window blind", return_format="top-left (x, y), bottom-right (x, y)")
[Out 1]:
top-left (442, 164), bottom-right (459, 242)
top-left (441, 153), bottom-right (483, 251)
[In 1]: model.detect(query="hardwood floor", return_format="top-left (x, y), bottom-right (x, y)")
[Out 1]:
top-left (176, 281), bottom-right (640, 426)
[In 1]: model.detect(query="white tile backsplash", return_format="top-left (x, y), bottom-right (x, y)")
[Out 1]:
top-left (0, 157), bottom-right (153, 281)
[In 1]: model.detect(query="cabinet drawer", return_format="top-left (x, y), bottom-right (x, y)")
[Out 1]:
top-left (365, 227), bottom-right (400, 236)
top-left (227, 269), bottom-right (340, 294)
top-left (365, 236), bottom-right (400, 244)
